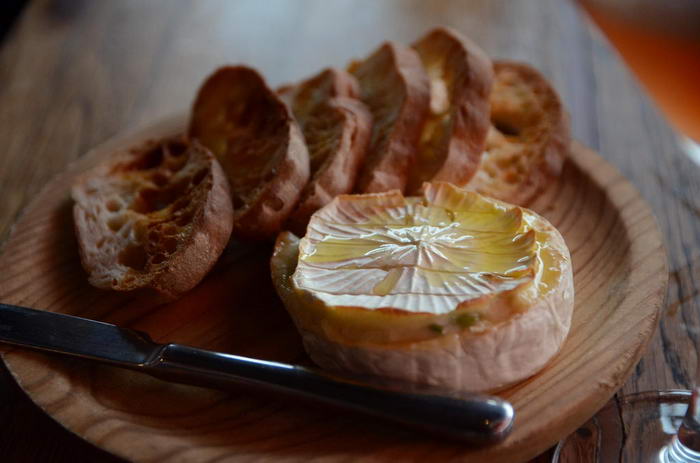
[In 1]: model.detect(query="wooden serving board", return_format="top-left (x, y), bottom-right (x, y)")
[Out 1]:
top-left (0, 115), bottom-right (668, 462)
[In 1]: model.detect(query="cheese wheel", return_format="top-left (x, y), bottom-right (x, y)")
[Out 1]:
top-left (271, 182), bottom-right (574, 392)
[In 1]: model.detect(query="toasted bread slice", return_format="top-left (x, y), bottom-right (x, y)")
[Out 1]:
top-left (349, 41), bottom-right (430, 193)
top-left (72, 137), bottom-right (233, 299)
top-left (189, 66), bottom-right (310, 240)
top-left (271, 183), bottom-right (574, 392)
top-left (466, 61), bottom-right (570, 205)
top-left (406, 27), bottom-right (494, 194)
top-left (279, 68), bottom-right (372, 235)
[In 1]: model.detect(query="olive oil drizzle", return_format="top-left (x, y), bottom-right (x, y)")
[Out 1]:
top-left (299, 184), bottom-right (540, 301)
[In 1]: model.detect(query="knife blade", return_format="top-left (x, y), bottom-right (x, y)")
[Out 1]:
top-left (0, 302), bottom-right (514, 444)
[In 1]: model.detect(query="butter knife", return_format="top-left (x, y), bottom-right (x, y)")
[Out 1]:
top-left (0, 302), bottom-right (514, 444)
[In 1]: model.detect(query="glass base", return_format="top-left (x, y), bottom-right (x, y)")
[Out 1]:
top-left (553, 391), bottom-right (700, 463)
top-left (681, 137), bottom-right (700, 167)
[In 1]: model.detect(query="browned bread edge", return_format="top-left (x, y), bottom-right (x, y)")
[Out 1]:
top-left (189, 66), bottom-right (310, 241)
top-left (72, 137), bottom-right (234, 299)
top-left (407, 26), bottom-right (494, 193)
top-left (350, 41), bottom-right (431, 193)
top-left (280, 68), bottom-right (373, 235)
top-left (468, 60), bottom-right (570, 205)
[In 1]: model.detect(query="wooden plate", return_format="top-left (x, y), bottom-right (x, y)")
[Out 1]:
top-left (0, 115), bottom-right (668, 462)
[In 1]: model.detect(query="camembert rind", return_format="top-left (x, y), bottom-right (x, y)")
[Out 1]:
top-left (271, 182), bottom-right (574, 392)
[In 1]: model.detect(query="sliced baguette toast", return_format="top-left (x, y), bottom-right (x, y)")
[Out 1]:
top-left (189, 66), bottom-right (310, 240)
top-left (466, 61), bottom-right (570, 205)
top-left (349, 41), bottom-right (430, 193)
top-left (72, 137), bottom-right (233, 299)
top-left (406, 27), bottom-right (494, 194)
top-left (279, 68), bottom-right (372, 235)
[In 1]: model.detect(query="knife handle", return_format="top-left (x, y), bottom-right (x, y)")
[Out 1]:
top-left (146, 343), bottom-right (514, 444)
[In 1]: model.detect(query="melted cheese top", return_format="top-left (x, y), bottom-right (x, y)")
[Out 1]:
top-left (293, 182), bottom-right (562, 316)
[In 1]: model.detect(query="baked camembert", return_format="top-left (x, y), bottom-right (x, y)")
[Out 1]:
top-left (271, 182), bottom-right (573, 392)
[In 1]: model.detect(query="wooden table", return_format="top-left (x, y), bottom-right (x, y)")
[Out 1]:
top-left (0, 0), bottom-right (695, 461)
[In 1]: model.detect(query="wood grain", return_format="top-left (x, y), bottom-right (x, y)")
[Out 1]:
top-left (0, 115), bottom-right (667, 462)
top-left (0, 0), bottom-right (697, 461)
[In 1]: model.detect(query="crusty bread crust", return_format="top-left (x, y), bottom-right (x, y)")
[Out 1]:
top-left (279, 68), bottom-right (373, 235)
top-left (72, 137), bottom-right (233, 299)
top-left (467, 61), bottom-right (571, 206)
top-left (349, 41), bottom-right (430, 193)
top-left (189, 66), bottom-right (310, 240)
top-left (406, 27), bottom-right (494, 194)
